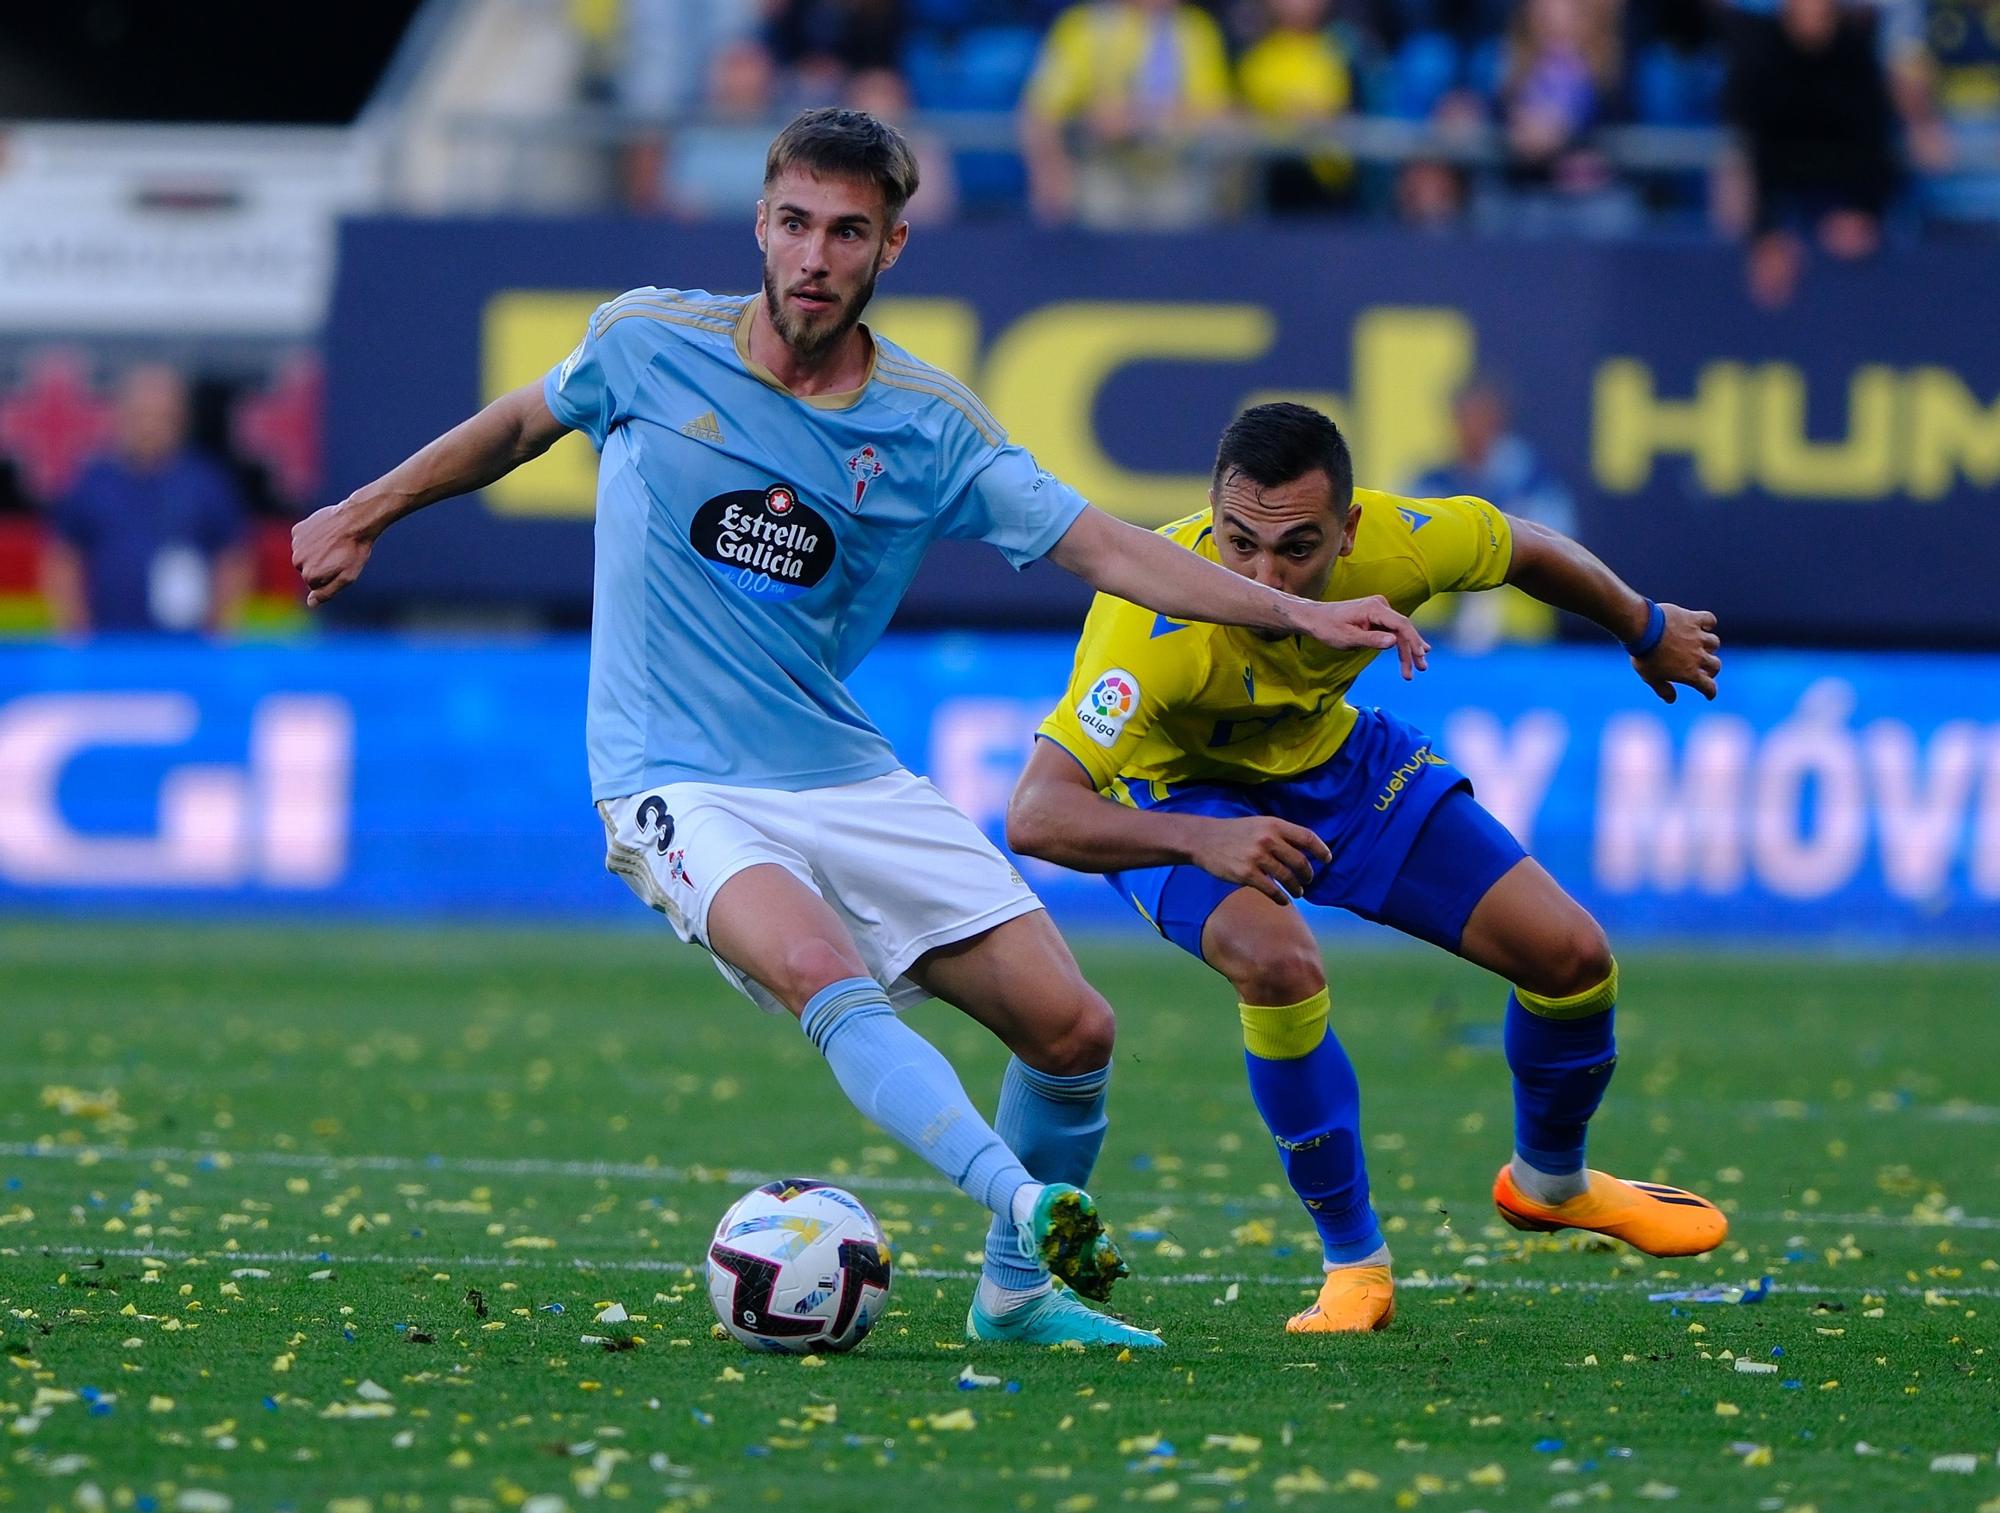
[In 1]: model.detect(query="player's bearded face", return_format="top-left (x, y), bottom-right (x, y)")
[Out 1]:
top-left (762, 252), bottom-right (880, 363)
top-left (758, 172), bottom-right (902, 365)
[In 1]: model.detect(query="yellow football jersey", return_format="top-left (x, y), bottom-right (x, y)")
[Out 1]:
top-left (1039, 488), bottom-right (1513, 795)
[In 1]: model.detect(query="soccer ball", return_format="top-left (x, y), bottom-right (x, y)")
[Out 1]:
top-left (706, 1179), bottom-right (893, 1354)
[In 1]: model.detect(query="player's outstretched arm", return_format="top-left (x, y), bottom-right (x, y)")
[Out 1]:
top-left (292, 382), bottom-right (570, 608)
top-left (1046, 506), bottom-right (1429, 678)
top-left (1007, 741), bottom-right (1331, 907)
top-left (1503, 516), bottom-right (1722, 703)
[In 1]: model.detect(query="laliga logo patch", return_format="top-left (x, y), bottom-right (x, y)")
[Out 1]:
top-left (1076, 668), bottom-right (1138, 748)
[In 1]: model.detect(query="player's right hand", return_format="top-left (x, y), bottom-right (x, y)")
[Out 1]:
top-left (1298, 595), bottom-right (1430, 680)
top-left (1189, 816), bottom-right (1333, 906)
top-left (291, 499), bottom-right (374, 608)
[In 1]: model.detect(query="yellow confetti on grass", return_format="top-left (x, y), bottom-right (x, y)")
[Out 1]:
top-left (39, 1085), bottom-right (121, 1120)
top-left (1277, 1468), bottom-right (1335, 1494)
top-left (502, 1236), bottom-right (557, 1250)
top-left (148, 1396), bottom-right (176, 1413)
top-left (1203, 1434), bottom-right (1262, 1454)
top-left (924, 1408), bottom-right (977, 1432)
top-left (1467, 1464), bottom-right (1506, 1486)
top-left (1714, 1402), bottom-right (1741, 1417)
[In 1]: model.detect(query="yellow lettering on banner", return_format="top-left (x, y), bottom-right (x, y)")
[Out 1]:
top-left (482, 290), bottom-right (615, 518)
top-left (1755, 363), bottom-right (1898, 498)
top-left (1906, 367), bottom-right (2000, 501)
top-left (1351, 308), bottom-right (1474, 492)
top-left (983, 301), bottom-right (1276, 524)
top-left (1593, 358), bottom-right (1748, 495)
top-left (868, 297), bottom-right (982, 384)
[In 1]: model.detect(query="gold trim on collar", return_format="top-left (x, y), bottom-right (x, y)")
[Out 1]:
top-left (733, 299), bottom-right (876, 411)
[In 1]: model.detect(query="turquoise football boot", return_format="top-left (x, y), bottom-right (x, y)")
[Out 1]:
top-left (1020, 1182), bottom-right (1129, 1302)
top-left (966, 1287), bottom-right (1165, 1349)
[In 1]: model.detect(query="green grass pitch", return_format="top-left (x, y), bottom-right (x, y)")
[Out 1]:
top-left (3, 922), bottom-right (1997, 1512)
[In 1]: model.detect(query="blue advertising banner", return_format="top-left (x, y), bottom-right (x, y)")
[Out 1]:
top-left (324, 220), bottom-right (2000, 641)
top-left (2, 638), bottom-right (1997, 944)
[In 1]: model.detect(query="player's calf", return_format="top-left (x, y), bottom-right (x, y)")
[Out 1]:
top-left (1503, 963), bottom-right (1619, 1207)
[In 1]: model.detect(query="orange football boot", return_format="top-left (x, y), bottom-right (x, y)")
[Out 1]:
top-left (1493, 1165), bottom-right (1728, 1256)
top-left (1284, 1264), bottom-right (1396, 1333)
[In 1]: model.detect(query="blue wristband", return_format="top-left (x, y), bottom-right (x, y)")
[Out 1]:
top-left (1625, 599), bottom-right (1667, 658)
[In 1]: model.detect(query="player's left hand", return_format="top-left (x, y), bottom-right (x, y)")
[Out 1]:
top-left (1634, 604), bottom-right (1721, 704)
top-left (1297, 595), bottom-right (1430, 680)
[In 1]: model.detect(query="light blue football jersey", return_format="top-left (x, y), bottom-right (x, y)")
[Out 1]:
top-left (543, 287), bottom-right (1087, 799)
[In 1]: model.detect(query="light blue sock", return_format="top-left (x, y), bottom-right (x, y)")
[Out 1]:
top-left (980, 1058), bottom-right (1110, 1292)
top-left (799, 977), bottom-right (1034, 1220)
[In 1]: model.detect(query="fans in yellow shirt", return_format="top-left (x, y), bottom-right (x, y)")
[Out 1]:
top-left (1019, 0), bottom-right (1233, 227)
top-left (1010, 402), bottom-right (1730, 1336)
top-left (1238, 0), bottom-right (1357, 210)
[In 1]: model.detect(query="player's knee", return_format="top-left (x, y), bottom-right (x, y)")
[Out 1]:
top-left (1028, 985), bottom-right (1116, 1075)
top-left (1528, 918), bottom-right (1615, 1001)
top-left (774, 936), bottom-right (870, 1007)
top-left (1227, 940), bottom-right (1327, 1009)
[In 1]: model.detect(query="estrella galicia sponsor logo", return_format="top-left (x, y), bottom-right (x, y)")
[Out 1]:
top-left (1076, 668), bottom-right (1139, 748)
top-left (690, 484), bottom-right (836, 601)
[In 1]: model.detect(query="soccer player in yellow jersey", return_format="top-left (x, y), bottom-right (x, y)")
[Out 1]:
top-left (1009, 403), bottom-right (1730, 1333)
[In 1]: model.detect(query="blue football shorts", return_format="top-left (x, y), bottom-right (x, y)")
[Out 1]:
top-left (1106, 706), bottom-right (1527, 961)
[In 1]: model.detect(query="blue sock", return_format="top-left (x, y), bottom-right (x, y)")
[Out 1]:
top-left (980, 1058), bottom-right (1110, 1292)
top-left (1504, 993), bottom-right (1617, 1175)
top-left (1241, 991), bottom-right (1383, 1266)
top-left (800, 978), bottom-right (1032, 1220)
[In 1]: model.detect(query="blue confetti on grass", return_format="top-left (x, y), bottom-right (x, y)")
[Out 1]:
top-left (1534, 1438), bottom-right (1564, 1454)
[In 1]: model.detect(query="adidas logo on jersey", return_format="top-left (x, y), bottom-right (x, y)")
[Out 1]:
top-left (681, 411), bottom-right (725, 444)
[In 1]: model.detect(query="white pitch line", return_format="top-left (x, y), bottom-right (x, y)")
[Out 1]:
top-left (10, 1242), bottom-right (2000, 1304)
top-left (4, 1140), bottom-right (1996, 1233)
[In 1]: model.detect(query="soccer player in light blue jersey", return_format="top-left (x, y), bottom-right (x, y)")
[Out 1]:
top-left (292, 109), bottom-right (1426, 1350)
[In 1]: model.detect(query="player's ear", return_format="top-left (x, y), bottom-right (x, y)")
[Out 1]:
top-left (1339, 502), bottom-right (1362, 556)
top-left (754, 197), bottom-right (769, 252)
top-left (878, 219), bottom-right (910, 271)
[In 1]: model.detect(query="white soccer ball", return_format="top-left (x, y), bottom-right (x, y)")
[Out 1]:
top-left (706, 1180), bottom-right (893, 1354)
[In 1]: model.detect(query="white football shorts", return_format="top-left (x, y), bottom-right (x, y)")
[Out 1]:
top-left (598, 767), bottom-right (1044, 1013)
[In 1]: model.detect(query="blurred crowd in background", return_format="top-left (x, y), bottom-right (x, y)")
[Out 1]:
top-left (592, 0), bottom-right (1999, 253)
top-left (0, 0), bottom-right (1995, 642)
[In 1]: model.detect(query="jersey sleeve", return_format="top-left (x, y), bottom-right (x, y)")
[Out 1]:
top-left (1411, 493), bottom-right (1515, 595)
top-left (935, 440), bottom-right (1090, 570)
top-left (542, 292), bottom-right (656, 449)
top-left (1036, 595), bottom-right (1208, 791)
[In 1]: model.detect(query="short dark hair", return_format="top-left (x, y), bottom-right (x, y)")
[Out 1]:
top-left (1211, 402), bottom-right (1355, 507)
top-left (764, 108), bottom-right (920, 225)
